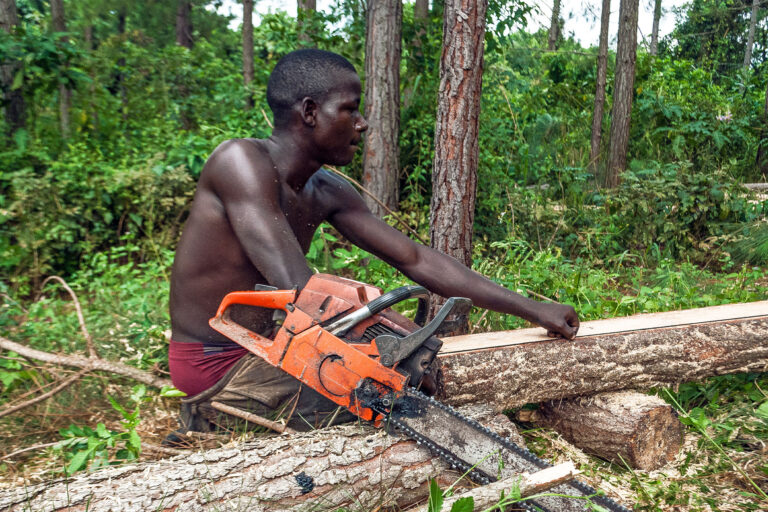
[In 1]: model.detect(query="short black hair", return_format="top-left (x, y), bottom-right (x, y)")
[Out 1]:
top-left (267, 49), bottom-right (358, 126)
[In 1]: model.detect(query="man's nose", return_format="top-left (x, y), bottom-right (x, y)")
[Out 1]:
top-left (356, 114), bottom-right (369, 132)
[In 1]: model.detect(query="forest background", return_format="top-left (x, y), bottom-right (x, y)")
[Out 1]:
top-left (1, 0), bottom-right (768, 510)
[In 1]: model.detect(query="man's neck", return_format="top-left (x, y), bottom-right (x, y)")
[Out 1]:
top-left (266, 129), bottom-right (321, 192)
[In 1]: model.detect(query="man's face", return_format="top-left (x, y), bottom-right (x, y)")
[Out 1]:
top-left (312, 72), bottom-right (368, 166)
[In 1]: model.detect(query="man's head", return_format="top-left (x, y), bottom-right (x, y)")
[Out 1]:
top-left (267, 49), bottom-right (358, 128)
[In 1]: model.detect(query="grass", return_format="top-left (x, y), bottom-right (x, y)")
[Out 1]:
top-left (0, 240), bottom-right (767, 510)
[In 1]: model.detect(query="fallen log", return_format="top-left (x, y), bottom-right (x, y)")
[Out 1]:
top-left (440, 300), bottom-right (768, 410)
top-left (0, 406), bottom-right (532, 512)
top-left (520, 391), bottom-right (683, 470)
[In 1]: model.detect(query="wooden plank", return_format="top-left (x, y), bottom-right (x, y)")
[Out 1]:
top-left (441, 300), bottom-right (768, 354)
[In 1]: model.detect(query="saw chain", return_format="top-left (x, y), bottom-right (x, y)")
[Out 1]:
top-left (365, 386), bottom-right (631, 512)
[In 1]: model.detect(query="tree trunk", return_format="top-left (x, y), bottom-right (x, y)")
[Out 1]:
top-left (589, 0), bottom-right (611, 174)
top-left (176, 1), bottom-right (193, 49)
top-left (411, 0), bottom-right (429, 59)
top-left (242, 0), bottom-right (254, 110)
top-left (50, 0), bottom-right (70, 139)
top-left (0, 406), bottom-right (526, 512)
top-left (523, 391), bottom-right (683, 470)
top-left (548, 0), bottom-right (562, 51)
top-left (440, 300), bottom-right (768, 410)
top-left (605, 0), bottom-right (639, 188)
top-left (362, 0), bottom-right (402, 217)
top-left (744, 0), bottom-right (759, 69)
top-left (650, 0), bottom-right (661, 56)
top-left (429, 0), bottom-right (488, 334)
top-left (297, 0), bottom-right (316, 44)
top-left (0, 0), bottom-right (25, 138)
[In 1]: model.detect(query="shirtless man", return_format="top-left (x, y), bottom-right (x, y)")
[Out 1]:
top-left (168, 49), bottom-right (579, 431)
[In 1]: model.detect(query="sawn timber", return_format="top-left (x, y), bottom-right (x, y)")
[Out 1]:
top-left (439, 300), bottom-right (768, 409)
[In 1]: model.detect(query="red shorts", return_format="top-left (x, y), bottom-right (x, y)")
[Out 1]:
top-left (169, 340), bottom-right (249, 397)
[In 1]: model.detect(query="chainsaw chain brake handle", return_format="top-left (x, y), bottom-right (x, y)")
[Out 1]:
top-left (375, 296), bottom-right (472, 367)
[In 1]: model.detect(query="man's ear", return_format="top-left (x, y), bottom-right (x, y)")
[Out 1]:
top-left (300, 97), bottom-right (318, 127)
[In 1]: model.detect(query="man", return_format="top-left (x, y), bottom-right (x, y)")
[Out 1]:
top-left (168, 49), bottom-right (578, 432)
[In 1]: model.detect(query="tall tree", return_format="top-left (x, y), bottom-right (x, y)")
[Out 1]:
top-left (363, 0), bottom-right (402, 217)
top-left (0, 0), bottom-right (24, 137)
top-left (176, 1), bottom-right (193, 48)
top-left (589, 0), bottom-right (611, 173)
top-left (242, 0), bottom-right (254, 109)
top-left (412, 0), bottom-right (428, 56)
top-left (429, 0), bottom-right (488, 333)
top-left (606, 0), bottom-right (639, 188)
top-left (548, 0), bottom-right (561, 51)
top-left (744, 0), bottom-right (759, 69)
top-left (50, 0), bottom-right (70, 138)
top-left (650, 0), bottom-right (661, 55)
top-left (297, 0), bottom-right (316, 44)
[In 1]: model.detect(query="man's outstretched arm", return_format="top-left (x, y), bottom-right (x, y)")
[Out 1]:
top-left (326, 175), bottom-right (579, 339)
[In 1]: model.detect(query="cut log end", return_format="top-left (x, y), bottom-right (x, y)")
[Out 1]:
top-left (530, 391), bottom-right (683, 470)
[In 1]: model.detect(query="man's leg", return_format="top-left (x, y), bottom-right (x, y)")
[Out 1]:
top-left (177, 353), bottom-right (357, 434)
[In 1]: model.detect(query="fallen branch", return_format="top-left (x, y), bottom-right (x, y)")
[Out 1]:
top-left (0, 336), bottom-right (171, 389)
top-left (0, 368), bottom-right (90, 419)
top-left (210, 401), bottom-right (296, 434)
top-left (38, 276), bottom-right (97, 358)
top-left (414, 462), bottom-right (579, 512)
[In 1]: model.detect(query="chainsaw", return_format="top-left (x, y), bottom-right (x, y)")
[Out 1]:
top-left (209, 273), bottom-right (630, 512)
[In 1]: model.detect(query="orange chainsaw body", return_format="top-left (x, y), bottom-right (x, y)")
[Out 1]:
top-left (209, 274), bottom-right (419, 422)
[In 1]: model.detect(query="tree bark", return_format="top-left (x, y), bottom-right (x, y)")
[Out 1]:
top-left (605, 0), bottom-right (639, 188)
top-left (439, 301), bottom-right (768, 410)
top-left (50, 0), bottom-right (70, 139)
top-left (589, 0), bottom-right (611, 174)
top-left (650, 0), bottom-right (661, 56)
top-left (176, 1), bottom-right (193, 49)
top-left (0, 0), bottom-right (25, 138)
top-left (524, 391), bottom-right (683, 470)
top-left (297, 0), bottom-right (316, 44)
top-left (0, 406), bottom-right (525, 512)
top-left (429, 0), bottom-right (488, 334)
top-left (242, 0), bottom-right (254, 110)
top-left (363, 0), bottom-right (402, 217)
top-left (744, 0), bottom-right (759, 70)
top-left (548, 0), bottom-right (562, 51)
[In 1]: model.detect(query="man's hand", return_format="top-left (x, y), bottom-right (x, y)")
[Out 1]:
top-left (537, 303), bottom-right (580, 340)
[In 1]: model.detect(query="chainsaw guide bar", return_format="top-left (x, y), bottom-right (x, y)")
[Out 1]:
top-left (367, 386), bottom-right (631, 512)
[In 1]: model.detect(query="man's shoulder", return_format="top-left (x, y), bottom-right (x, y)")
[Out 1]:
top-left (312, 168), bottom-right (366, 212)
top-left (201, 138), bottom-right (276, 185)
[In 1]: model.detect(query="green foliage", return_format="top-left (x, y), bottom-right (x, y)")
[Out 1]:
top-left (54, 384), bottom-right (148, 475)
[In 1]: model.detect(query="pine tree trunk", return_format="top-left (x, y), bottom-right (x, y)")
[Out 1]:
top-left (242, 0), bottom-right (254, 110)
top-left (605, 0), bottom-right (639, 188)
top-left (744, 0), bottom-right (759, 69)
top-left (589, 0), bottom-right (611, 174)
top-left (411, 0), bottom-right (428, 58)
top-left (757, 83), bottom-right (768, 177)
top-left (362, 0), bottom-right (402, 217)
top-left (548, 0), bottom-right (561, 51)
top-left (429, 0), bottom-right (488, 334)
top-left (176, 1), bottom-right (193, 49)
top-left (297, 0), bottom-right (316, 44)
top-left (50, 0), bottom-right (70, 139)
top-left (650, 0), bottom-right (661, 56)
top-left (0, 0), bottom-right (24, 138)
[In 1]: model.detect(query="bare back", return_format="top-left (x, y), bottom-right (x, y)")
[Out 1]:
top-left (169, 138), bottom-right (350, 344)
